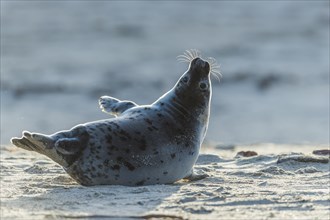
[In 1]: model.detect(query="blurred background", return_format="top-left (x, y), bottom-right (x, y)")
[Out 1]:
top-left (1, 1), bottom-right (329, 145)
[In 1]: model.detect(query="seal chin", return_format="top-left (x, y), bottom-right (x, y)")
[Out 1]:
top-left (190, 58), bottom-right (210, 75)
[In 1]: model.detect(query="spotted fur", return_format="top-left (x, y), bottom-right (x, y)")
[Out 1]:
top-left (11, 56), bottom-right (213, 186)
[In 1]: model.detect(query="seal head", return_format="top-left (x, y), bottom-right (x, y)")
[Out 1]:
top-left (156, 57), bottom-right (211, 140)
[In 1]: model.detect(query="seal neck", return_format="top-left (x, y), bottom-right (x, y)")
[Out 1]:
top-left (154, 89), bottom-right (200, 122)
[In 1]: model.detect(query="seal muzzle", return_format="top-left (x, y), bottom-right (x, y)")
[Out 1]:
top-left (190, 58), bottom-right (210, 75)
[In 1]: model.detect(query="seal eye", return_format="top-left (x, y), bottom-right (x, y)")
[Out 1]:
top-left (182, 77), bottom-right (189, 83)
top-left (199, 82), bottom-right (208, 90)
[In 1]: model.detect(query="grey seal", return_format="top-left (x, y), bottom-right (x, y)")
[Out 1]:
top-left (11, 53), bottom-right (218, 186)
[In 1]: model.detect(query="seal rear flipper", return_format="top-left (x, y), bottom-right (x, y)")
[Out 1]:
top-left (11, 131), bottom-right (70, 167)
top-left (11, 137), bottom-right (36, 152)
top-left (11, 129), bottom-right (89, 167)
top-left (11, 131), bottom-right (55, 153)
top-left (99, 96), bottom-right (137, 116)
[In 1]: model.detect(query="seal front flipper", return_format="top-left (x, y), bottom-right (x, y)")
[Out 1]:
top-left (99, 96), bottom-right (137, 117)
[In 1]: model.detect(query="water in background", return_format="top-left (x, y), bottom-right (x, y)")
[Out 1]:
top-left (1, 1), bottom-right (329, 145)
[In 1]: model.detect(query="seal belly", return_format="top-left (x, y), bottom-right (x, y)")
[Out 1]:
top-left (65, 111), bottom-right (200, 186)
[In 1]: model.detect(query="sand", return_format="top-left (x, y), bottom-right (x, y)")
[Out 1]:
top-left (1, 143), bottom-right (329, 220)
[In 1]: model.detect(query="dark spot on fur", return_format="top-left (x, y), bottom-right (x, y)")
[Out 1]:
top-left (160, 160), bottom-right (164, 163)
top-left (120, 137), bottom-right (128, 141)
top-left (185, 142), bottom-right (190, 147)
top-left (107, 127), bottom-right (112, 132)
top-left (96, 155), bottom-right (101, 160)
top-left (103, 159), bottom-right (110, 166)
top-left (98, 164), bottom-right (103, 169)
top-left (189, 151), bottom-right (195, 155)
top-left (124, 161), bottom-right (136, 171)
top-left (154, 151), bottom-right (159, 155)
top-left (125, 148), bottom-right (130, 154)
top-left (139, 138), bottom-right (147, 151)
top-left (111, 164), bottom-right (120, 170)
top-left (157, 113), bottom-right (163, 117)
top-left (152, 126), bottom-right (158, 131)
top-left (147, 177), bottom-right (150, 180)
top-left (147, 127), bottom-right (153, 132)
top-left (112, 122), bottom-right (120, 129)
top-left (171, 153), bottom-right (176, 159)
top-left (135, 131), bottom-right (141, 135)
top-left (177, 129), bottom-right (184, 135)
top-left (117, 156), bottom-right (123, 161)
top-left (160, 102), bottom-right (164, 106)
top-left (91, 166), bottom-right (96, 171)
top-left (109, 145), bottom-right (119, 151)
top-left (163, 171), bottom-right (168, 175)
top-left (99, 127), bottom-right (105, 133)
top-left (119, 129), bottom-right (131, 138)
top-left (144, 118), bottom-right (153, 125)
top-left (136, 180), bottom-right (145, 186)
top-left (115, 174), bottom-right (120, 178)
top-left (106, 135), bottom-right (112, 144)
top-left (156, 178), bottom-right (160, 181)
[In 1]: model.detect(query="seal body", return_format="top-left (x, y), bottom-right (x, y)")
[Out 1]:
top-left (11, 57), bottom-right (212, 186)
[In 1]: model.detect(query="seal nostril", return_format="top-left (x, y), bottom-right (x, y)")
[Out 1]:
top-left (190, 58), bottom-right (210, 73)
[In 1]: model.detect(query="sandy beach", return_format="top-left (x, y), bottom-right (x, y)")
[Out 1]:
top-left (1, 143), bottom-right (329, 220)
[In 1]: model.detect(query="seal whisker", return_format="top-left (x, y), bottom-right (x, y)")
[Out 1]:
top-left (177, 54), bottom-right (191, 63)
top-left (192, 49), bottom-right (201, 59)
top-left (185, 50), bottom-right (193, 60)
top-left (207, 57), bottom-right (222, 82)
top-left (186, 50), bottom-right (195, 60)
top-left (178, 49), bottom-right (202, 64)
